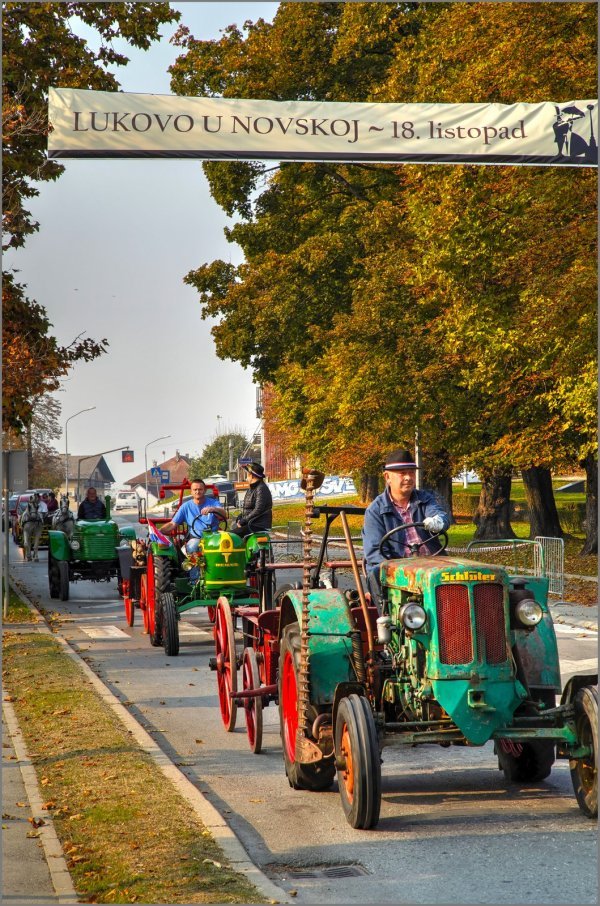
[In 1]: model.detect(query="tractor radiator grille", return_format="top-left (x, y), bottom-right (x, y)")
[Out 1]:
top-left (473, 583), bottom-right (507, 664)
top-left (76, 534), bottom-right (117, 560)
top-left (436, 585), bottom-right (472, 664)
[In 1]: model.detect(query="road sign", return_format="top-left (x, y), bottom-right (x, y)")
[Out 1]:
top-left (122, 450), bottom-right (134, 463)
top-left (150, 467), bottom-right (160, 477)
top-left (238, 457), bottom-right (253, 465)
top-left (160, 470), bottom-right (170, 483)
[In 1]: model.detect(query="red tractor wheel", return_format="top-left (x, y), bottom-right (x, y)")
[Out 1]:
top-left (278, 622), bottom-right (335, 792)
top-left (334, 694), bottom-right (381, 829)
top-left (207, 606), bottom-right (217, 624)
top-left (123, 580), bottom-right (134, 627)
top-left (140, 574), bottom-right (149, 633)
top-left (214, 597), bottom-right (238, 731)
top-left (242, 647), bottom-right (263, 754)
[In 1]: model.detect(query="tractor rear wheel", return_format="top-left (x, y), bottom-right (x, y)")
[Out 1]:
top-left (214, 597), bottom-right (238, 731)
top-left (495, 690), bottom-right (556, 782)
top-left (335, 694), bottom-right (381, 829)
top-left (279, 622), bottom-right (335, 792)
top-left (58, 560), bottom-right (70, 601)
top-left (570, 685), bottom-right (598, 818)
top-left (148, 553), bottom-right (170, 647)
top-left (242, 647), bottom-right (263, 754)
top-left (162, 593), bottom-right (180, 657)
top-left (48, 554), bottom-right (60, 599)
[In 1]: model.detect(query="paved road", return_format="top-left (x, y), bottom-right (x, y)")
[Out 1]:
top-left (8, 524), bottom-right (598, 905)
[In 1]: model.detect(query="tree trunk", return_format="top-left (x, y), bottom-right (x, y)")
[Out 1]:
top-left (521, 466), bottom-right (563, 539)
top-left (473, 467), bottom-right (515, 539)
top-left (25, 422), bottom-right (33, 486)
top-left (358, 471), bottom-right (379, 504)
top-left (422, 449), bottom-right (453, 518)
top-left (580, 453), bottom-right (598, 555)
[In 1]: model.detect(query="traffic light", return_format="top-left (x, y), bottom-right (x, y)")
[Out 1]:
top-left (122, 450), bottom-right (134, 463)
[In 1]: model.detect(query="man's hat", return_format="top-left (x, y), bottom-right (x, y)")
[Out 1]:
top-left (382, 448), bottom-right (418, 471)
top-left (243, 462), bottom-right (266, 479)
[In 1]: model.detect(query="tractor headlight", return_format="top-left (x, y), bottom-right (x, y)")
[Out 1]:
top-left (515, 598), bottom-right (543, 626)
top-left (400, 602), bottom-right (427, 631)
top-left (70, 539), bottom-right (80, 551)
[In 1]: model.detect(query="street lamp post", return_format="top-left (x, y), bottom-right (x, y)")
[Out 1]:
top-left (65, 407), bottom-right (96, 498)
top-left (144, 435), bottom-right (171, 509)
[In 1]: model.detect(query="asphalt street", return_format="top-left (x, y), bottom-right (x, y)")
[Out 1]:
top-left (5, 518), bottom-right (598, 905)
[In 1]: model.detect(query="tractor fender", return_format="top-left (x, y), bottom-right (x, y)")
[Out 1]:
top-left (513, 611), bottom-right (562, 692)
top-left (149, 541), bottom-right (178, 562)
top-left (560, 674), bottom-right (598, 707)
top-left (48, 530), bottom-right (71, 560)
top-left (119, 525), bottom-right (137, 542)
top-left (278, 588), bottom-right (356, 706)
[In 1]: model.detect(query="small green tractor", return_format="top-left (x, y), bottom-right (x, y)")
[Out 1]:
top-left (48, 495), bottom-right (136, 601)
top-left (122, 480), bottom-right (274, 661)
top-left (275, 472), bottom-right (598, 829)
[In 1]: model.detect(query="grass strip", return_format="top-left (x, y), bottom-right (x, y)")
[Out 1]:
top-left (2, 581), bottom-right (39, 623)
top-left (2, 631), bottom-right (268, 905)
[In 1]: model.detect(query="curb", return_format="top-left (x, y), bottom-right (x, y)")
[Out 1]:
top-left (2, 697), bottom-right (80, 904)
top-left (7, 579), bottom-right (291, 905)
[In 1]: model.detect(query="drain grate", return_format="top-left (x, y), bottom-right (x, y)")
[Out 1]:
top-left (282, 864), bottom-right (369, 880)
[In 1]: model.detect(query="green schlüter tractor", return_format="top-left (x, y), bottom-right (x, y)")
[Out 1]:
top-left (275, 479), bottom-right (598, 830)
top-left (48, 495), bottom-right (136, 601)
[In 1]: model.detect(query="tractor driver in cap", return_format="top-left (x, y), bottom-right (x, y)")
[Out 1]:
top-left (233, 462), bottom-right (273, 538)
top-left (362, 448), bottom-right (450, 607)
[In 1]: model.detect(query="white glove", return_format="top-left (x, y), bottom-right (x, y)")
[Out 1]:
top-left (423, 514), bottom-right (444, 533)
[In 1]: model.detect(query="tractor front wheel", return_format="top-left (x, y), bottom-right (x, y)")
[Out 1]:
top-left (335, 694), bottom-right (381, 829)
top-left (279, 622), bottom-right (335, 792)
top-left (58, 560), bottom-right (70, 601)
top-left (214, 597), bottom-right (238, 731)
top-left (242, 647), bottom-right (263, 754)
top-left (162, 593), bottom-right (180, 657)
top-left (48, 554), bottom-right (60, 599)
top-left (570, 685), bottom-right (598, 819)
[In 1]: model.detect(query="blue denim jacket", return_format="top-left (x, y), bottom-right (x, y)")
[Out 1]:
top-left (362, 488), bottom-right (450, 574)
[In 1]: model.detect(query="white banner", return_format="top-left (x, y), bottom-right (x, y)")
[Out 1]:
top-left (48, 89), bottom-right (597, 167)
top-left (269, 476), bottom-right (356, 501)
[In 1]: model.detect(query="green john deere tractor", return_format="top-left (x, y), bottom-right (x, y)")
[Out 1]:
top-left (276, 472), bottom-right (598, 830)
top-left (48, 495), bottom-right (136, 601)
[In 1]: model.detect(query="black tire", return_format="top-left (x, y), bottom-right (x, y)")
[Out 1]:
top-left (161, 592), bottom-right (180, 657)
top-left (335, 694), bottom-right (381, 829)
top-left (48, 554), bottom-right (60, 599)
top-left (495, 689), bottom-right (556, 782)
top-left (570, 685), bottom-right (598, 819)
top-left (58, 560), bottom-right (70, 601)
top-left (278, 622), bottom-right (336, 792)
top-left (150, 555), bottom-right (170, 646)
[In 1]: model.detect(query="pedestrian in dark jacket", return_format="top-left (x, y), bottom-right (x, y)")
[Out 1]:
top-left (234, 463), bottom-right (272, 537)
top-left (362, 448), bottom-right (450, 605)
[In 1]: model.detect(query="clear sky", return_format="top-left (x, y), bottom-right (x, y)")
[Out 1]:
top-left (6, 2), bottom-right (278, 488)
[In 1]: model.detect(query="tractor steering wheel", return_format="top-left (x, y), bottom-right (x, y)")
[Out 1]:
top-left (378, 521), bottom-right (448, 559)
top-left (191, 511), bottom-right (228, 537)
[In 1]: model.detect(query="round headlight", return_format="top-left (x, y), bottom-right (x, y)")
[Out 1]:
top-left (70, 539), bottom-right (80, 551)
top-left (400, 602), bottom-right (427, 631)
top-left (515, 598), bottom-right (543, 626)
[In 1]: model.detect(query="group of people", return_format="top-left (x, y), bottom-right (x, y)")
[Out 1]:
top-left (72, 449), bottom-right (450, 592)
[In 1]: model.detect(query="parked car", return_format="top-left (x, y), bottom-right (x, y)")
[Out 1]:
top-left (114, 491), bottom-right (138, 511)
top-left (204, 478), bottom-right (238, 508)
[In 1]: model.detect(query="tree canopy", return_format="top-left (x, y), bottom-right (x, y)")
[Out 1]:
top-left (188, 432), bottom-right (250, 479)
top-left (2, 2), bottom-right (180, 437)
top-left (173, 2), bottom-right (597, 489)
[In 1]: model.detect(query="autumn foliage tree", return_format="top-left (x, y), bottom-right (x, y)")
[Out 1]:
top-left (2, 2), bottom-right (180, 443)
top-left (172, 2), bottom-right (597, 548)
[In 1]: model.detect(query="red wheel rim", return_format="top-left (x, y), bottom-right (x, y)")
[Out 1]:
top-left (207, 605), bottom-right (216, 624)
top-left (124, 588), bottom-right (134, 627)
top-left (140, 574), bottom-right (149, 632)
top-left (147, 553), bottom-right (156, 636)
top-left (281, 648), bottom-right (298, 763)
top-left (340, 723), bottom-right (355, 803)
top-left (214, 598), bottom-right (237, 729)
top-left (243, 650), bottom-right (257, 748)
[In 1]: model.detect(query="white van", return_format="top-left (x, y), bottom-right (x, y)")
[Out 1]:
top-left (114, 491), bottom-right (138, 511)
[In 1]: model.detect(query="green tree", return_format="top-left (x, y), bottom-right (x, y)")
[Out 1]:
top-left (174, 2), bottom-right (597, 544)
top-left (189, 432), bottom-right (250, 479)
